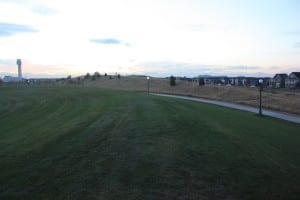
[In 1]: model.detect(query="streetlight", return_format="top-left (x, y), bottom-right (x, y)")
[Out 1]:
top-left (146, 76), bottom-right (150, 93)
top-left (258, 79), bottom-right (263, 116)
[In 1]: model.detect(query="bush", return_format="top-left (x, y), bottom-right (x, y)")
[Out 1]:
top-left (170, 75), bottom-right (176, 86)
top-left (199, 78), bottom-right (205, 86)
top-left (94, 72), bottom-right (100, 78)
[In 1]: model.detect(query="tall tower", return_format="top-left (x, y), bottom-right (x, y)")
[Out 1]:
top-left (17, 59), bottom-right (22, 79)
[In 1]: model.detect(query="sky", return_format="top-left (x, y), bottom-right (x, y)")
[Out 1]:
top-left (0, 0), bottom-right (300, 78)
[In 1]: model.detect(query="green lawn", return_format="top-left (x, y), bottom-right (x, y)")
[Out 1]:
top-left (0, 85), bottom-right (299, 200)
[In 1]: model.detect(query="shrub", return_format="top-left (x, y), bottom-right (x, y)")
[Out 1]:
top-left (94, 72), bottom-right (100, 78)
top-left (199, 78), bottom-right (205, 86)
top-left (170, 75), bottom-right (176, 86)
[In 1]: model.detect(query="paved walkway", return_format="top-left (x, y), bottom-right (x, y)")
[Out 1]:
top-left (151, 93), bottom-right (300, 124)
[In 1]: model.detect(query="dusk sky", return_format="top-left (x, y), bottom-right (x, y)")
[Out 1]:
top-left (0, 0), bottom-right (299, 78)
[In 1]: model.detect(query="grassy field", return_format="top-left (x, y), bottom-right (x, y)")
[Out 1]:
top-left (77, 76), bottom-right (300, 115)
top-left (0, 85), bottom-right (300, 199)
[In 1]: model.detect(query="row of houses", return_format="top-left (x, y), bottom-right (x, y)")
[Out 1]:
top-left (202, 76), bottom-right (263, 86)
top-left (271, 72), bottom-right (300, 88)
top-left (195, 72), bottom-right (300, 88)
top-left (180, 76), bottom-right (269, 86)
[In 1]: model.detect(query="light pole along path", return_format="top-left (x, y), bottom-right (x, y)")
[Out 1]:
top-left (151, 93), bottom-right (300, 124)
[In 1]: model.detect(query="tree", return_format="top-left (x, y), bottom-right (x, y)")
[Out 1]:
top-left (67, 75), bottom-right (71, 79)
top-left (199, 78), bottom-right (205, 86)
top-left (117, 74), bottom-right (121, 79)
top-left (85, 73), bottom-right (90, 79)
top-left (104, 73), bottom-right (107, 77)
top-left (170, 75), bottom-right (176, 86)
top-left (94, 72), bottom-right (100, 78)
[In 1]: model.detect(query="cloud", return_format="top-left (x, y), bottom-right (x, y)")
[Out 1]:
top-left (0, 59), bottom-right (15, 66)
top-left (31, 5), bottom-right (57, 15)
top-left (0, 59), bottom-right (75, 78)
top-left (0, 72), bottom-right (67, 79)
top-left (136, 61), bottom-right (218, 77)
top-left (173, 23), bottom-right (238, 33)
top-left (283, 30), bottom-right (300, 35)
top-left (0, 22), bottom-right (37, 37)
top-left (134, 61), bottom-right (274, 77)
top-left (175, 24), bottom-right (207, 32)
top-left (227, 66), bottom-right (259, 70)
top-left (0, 59), bottom-right (20, 76)
top-left (268, 66), bottom-right (280, 70)
top-left (90, 38), bottom-right (122, 45)
top-left (0, 0), bottom-right (24, 3)
top-left (0, 0), bottom-right (57, 15)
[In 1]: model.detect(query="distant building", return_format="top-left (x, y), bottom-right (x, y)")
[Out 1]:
top-left (3, 76), bottom-right (22, 82)
top-left (17, 59), bottom-right (22, 79)
top-left (245, 77), bottom-right (259, 87)
top-left (272, 73), bottom-right (288, 88)
top-left (204, 76), bottom-right (227, 85)
top-left (286, 72), bottom-right (300, 88)
top-left (2, 59), bottom-right (23, 83)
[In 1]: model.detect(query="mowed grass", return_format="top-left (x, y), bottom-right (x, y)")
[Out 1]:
top-left (0, 85), bottom-right (299, 200)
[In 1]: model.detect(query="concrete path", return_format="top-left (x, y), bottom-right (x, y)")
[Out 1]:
top-left (151, 93), bottom-right (300, 124)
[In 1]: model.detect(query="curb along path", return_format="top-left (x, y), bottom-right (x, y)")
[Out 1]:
top-left (151, 93), bottom-right (300, 124)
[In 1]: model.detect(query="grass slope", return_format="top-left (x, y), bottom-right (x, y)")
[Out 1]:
top-left (82, 76), bottom-right (300, 115)
top-left (0, 85), bottom-right (299, 200)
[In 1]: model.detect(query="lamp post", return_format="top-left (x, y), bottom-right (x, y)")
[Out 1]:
top-left (258, 79), bottom-right (263, 116)
top-left (146, 76), bottom-right (150, 93)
